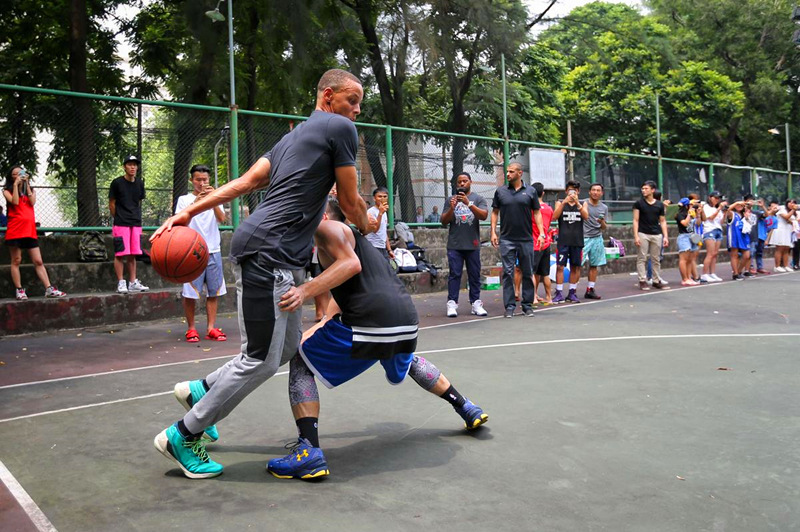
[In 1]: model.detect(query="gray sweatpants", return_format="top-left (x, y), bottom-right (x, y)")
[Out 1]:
top-left (183, 259), bottom-right (303, 435)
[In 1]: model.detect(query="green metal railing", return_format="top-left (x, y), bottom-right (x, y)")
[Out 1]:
top-left (0, 83), bottom-right (796, 233)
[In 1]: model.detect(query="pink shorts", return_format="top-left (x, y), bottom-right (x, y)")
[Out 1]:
top-left (112, 225), bottom-right (143, 256)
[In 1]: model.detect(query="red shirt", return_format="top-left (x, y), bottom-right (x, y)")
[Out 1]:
top-left (5, 194), bottom-right (37, 240)
top-left (532, 202), bottom-right (553, 251)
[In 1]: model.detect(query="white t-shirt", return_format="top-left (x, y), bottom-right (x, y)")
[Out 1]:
top-left (366, 205), bottom-right (388, 249)
top-left (175, 193), bottom-right (222, 253)
top-left (702, 203), bottom-right (724, 233)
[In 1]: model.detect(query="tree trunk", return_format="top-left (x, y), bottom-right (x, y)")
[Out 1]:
top-left (347, 0), bottom-right (415, 219)
top-left (171, 40), bottom-right (218, 211)
top-left (69, 0), bottom-right (100, 226)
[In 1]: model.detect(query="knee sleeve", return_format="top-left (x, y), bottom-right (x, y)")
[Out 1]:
top-left (408, 355), bottom-right (441, 391)
top-left (288, 354), bottom-right (319, 406)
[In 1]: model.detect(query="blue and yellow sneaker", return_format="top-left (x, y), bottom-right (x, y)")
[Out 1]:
top-left (174, 380), bottom-right (219, 442)
top-left (267, 438), bottom-right (330, 480)
top-left (455, 399), bottom-right (489, 430)
top-left (154, 424), bottom-right (223, 479)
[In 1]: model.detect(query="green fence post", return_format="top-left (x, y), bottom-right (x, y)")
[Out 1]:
top-left (503, 140), bottom-right (510, 181)
top-left (590, 150), bottom-right (596, 183)
top-left (386, 125), bottom-right (394, 228)
top-left (230, 107), bottom-right (240, 228)
top-left (708, 163), bottom-right (714, 192)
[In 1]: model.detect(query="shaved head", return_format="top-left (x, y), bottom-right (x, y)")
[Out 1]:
top-left (317, 69), bottom-right (362, 98)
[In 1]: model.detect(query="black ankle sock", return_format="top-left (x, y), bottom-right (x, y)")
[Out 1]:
top-left (296, 417), bottom-right (319, 448)
top-left (440, 385), bottom-right (466, 408)
top-left (201, 379), bottom-right (210, 392)
top-left (176, 420), bottom-right (201, 441)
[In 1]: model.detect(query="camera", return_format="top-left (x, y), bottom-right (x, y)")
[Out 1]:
top-left (456, 187), bottom-right (467, 195)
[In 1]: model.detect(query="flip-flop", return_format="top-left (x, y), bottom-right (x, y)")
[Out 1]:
top-left (185, 329), bottom-right (200, 343)
top-left (205, 328), bottom-right (227, 341)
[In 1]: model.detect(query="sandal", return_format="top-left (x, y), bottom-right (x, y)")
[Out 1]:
top-left (185, 328), bottom-right (200, 343)
top-left (205, 328), bottom-right (227, 341)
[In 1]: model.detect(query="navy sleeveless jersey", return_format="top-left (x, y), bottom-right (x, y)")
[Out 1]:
top-left (330, 227), bottom-right (419, 360)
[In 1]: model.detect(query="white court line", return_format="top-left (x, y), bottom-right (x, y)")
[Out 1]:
top-left (5, 331), bottom-right (800, 425)
top-left (0, 371), bottom-right (290, 424)
top-left (3, 270), bottom-right (796, 389)
top-left (0, 460), bottom-right (58, 532)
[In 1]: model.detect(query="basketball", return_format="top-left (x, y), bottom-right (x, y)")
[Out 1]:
top-left (150, 226), bottom-right (209, 283)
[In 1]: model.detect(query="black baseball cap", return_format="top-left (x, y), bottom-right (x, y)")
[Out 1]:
top-left (708, 190), bottom-right (721, 198)
top-left (123, 155), bottom-right (140, 165)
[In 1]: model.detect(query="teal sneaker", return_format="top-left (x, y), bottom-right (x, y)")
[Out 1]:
top-left (174, 380), bottom-right (219, 442)
top-left (267, 438), bottom-right (330, 480)
top-left (455, 399), bottom-right (489, 430)
top-left (154, 424), bottom-right (223, 479)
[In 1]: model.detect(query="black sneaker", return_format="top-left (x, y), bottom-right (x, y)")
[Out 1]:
top-left (523, 308), bottom-right (535, 317)
top-left (504, 309), bottom-right (514, 318)
top-left (584, 288), bottom-right (601, 300)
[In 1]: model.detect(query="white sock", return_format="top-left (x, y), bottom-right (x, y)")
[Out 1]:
top-left (556, 284), bottom-right (563, 291)
top-left (569, 283), bottom-right (577, 290)
top-left (588, 282), bottom-right (596, 289)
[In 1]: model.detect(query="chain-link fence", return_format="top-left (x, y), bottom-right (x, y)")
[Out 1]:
top-left (0, 83), bottom-right (795, 231)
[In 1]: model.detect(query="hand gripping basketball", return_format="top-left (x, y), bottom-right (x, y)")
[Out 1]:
top-left (150, 226), bottom-right (209, 283)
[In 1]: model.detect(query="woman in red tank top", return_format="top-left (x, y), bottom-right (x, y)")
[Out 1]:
top-left (3, 166), bottom-right (65, 300)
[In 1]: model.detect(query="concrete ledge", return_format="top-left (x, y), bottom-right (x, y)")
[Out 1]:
top-left (0, 287), bottom-right (237, 336)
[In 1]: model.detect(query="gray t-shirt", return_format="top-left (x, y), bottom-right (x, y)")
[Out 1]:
top-left (584, 201), bottom-right (608, 238)
top-left (230, 111), bottom-right (358, 269)
top-left (445, 192), bottom-right (488, 250)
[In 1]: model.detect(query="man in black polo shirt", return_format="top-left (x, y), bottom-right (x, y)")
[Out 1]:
top-left (632, 180), bottom-right (669, 290)
top-left (490, 162), bottom-right (546, 318)
top-left (151, 69), bottom-right (373, 479)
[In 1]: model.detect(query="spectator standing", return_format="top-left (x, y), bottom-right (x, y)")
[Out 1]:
top-left (109, 155), bottom-right (149, 293)
top-left (531, 182), bottom-right (553, 305)
top-left (551, 180), bottom-right (588, 303)
top-left (748, 197), bottom-right (768, 274)
top-left (581, 183), bottom-right (608, 299)
top-left (772, 199), bottom-right (798, 272)
top-left (3, 165), bottom-right (66, 300)
top-left (175, 165), bottom-right (227, 342)
top-left (753, 200), bottom-right (778, 274)
top-left (415, 206), bottom-right (424, 223)
top-left (365, 187), bottom-right (394, 261)
top-left (675, 198), bottom-right (699, 285)
top-left (700, 191), bottom-right (728, 283)
top-left (441, 172), bottom-right (489, 317)
top-left (490, 162), bottom-right (545, 318)
top-left (646, 190), bottom-right (670, 285)
top-left (726, 200), bottom-right (751, 280)
top-left (632, 181), bottom-right (669, 290)
top-left (426, 206), bottom-right (441, 223)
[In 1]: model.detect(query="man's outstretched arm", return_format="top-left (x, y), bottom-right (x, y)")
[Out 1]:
top-left (278, 221), bottom-right (361, 313)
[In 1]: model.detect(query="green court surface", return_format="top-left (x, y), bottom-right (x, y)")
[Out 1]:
top-left (1, 273), bottom-right (799, 531)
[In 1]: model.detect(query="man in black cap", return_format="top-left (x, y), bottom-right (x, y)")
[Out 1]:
top-left (109, 155), bottom-right (149, 293)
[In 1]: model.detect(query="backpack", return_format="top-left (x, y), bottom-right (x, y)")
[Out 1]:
top-left (79, 231), bottom-right (108, 262)
top-left (608, 237), bottom-right (626, 257)
top-left (393, 248), bottom-right (418, 273)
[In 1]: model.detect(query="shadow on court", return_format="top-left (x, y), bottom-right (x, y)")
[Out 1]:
top-left (0, 269), bottom-right (798, 531)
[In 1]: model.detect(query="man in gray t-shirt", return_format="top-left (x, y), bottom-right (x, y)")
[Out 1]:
top-left (581, 183), bottom-right (609, 299)
top-left (151, 69), bottom-right (374, 479)
top-left (440, 172), bottom-right (489, 317)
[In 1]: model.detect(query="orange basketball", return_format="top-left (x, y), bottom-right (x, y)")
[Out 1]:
top-left (150, 226), bottom-right (209, 283)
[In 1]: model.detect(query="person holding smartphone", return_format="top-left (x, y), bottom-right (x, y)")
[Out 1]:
top-left (581, 183), bottom-right (609, 299)
top-left (3, 165), bottom-right (66, 300)
top-left (365, 187), bottom-right (394, 262)
top-left (552, 180), bottom-right (588, 303)
top-left (441, 172), bottom-right (489, 317)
